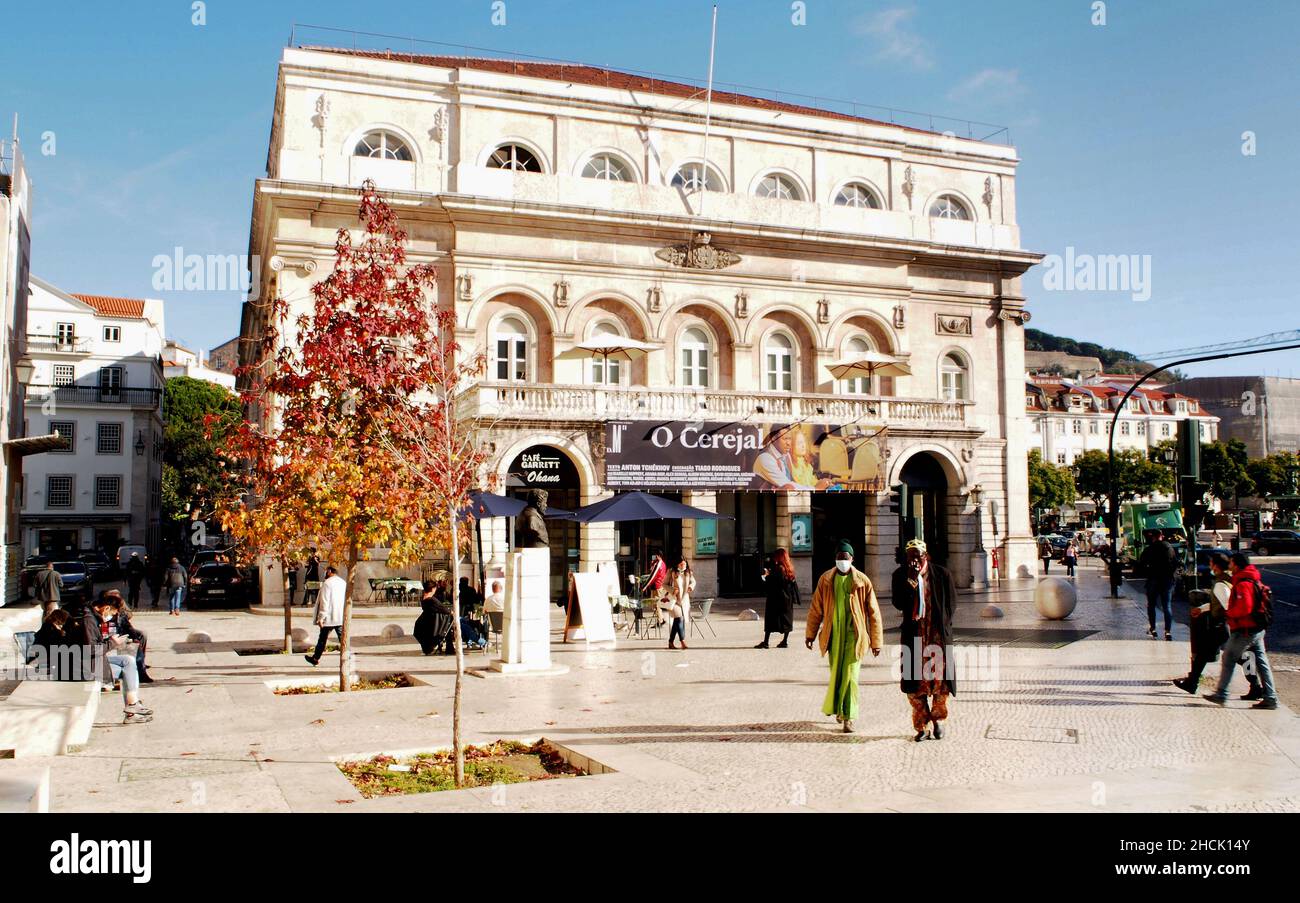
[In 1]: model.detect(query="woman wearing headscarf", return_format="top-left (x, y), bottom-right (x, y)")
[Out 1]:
top-left (891, 539), bottom-right (957, 742)
top-left (757, 548), bottom-right (799, 648)
top-left (805, 540), bottom-right (883, 734)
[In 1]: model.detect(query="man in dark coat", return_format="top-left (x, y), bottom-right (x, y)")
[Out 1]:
top-left (891, 538), bottom-right (957, 742)
top-left (1139, 530), bottom-right (1179, 640)
top-left (124, 553), bottom-right (147, 609)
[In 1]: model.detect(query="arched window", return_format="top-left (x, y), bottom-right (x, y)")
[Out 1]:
top-left (929, 194), bottom-right (972, 220)
top-left (755, 172), bottom-right (802, 201)
top-left (589, 321), bottom-right (625, 386)
top-left (833, 182), bottom-right (881, 209)
top-left (940, 352), bottom-right (968, 400)
top-left (581, 153), bottom-right (633, 182)
top-left (764, 332), bottom-right (795, 393)
top-left (492, 317), bottom-right (530, 382)
top-left (842, 335), bottom-right (875, 394)
top-left (670, 162), bottom-right (724, 193)
top-left (487, 144), bottom-right (542, 173)
top-left (680, 326), bottom-right (712, 389)
top-left (353, 131), bottom-right (413, 161)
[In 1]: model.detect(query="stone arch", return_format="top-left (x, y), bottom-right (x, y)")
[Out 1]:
top-left (493, 433), bottom-right (599, 500)
top-left (829, 310), bottom-right (903, 395)
top-left (886, 443), bottom-right (968, 494)
top-left (473, 289), bottom-right (557, 382)
top-left (566, 293), bottom-right (654, 385)
top-left (747, 304), bottom-right (821, 393)
top-left (661, 298), bottom-right (738, 390)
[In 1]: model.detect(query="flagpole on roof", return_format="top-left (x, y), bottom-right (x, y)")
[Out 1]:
top-left (698, 4), bottom-right (718, 220)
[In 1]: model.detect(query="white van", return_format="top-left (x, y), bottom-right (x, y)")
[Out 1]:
top-left (116, 545), bottom-right (149, 568)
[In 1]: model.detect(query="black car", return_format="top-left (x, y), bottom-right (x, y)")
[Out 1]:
top-left (52, 561), bottom-right (94, 610)
top-left (1251, 530), bottom-right (1300, 556)
top-left (78, 550), bottom-right (114, 582)
top-left (187, 563), bottom-right (250, 607)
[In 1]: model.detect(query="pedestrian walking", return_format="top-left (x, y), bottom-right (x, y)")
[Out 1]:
top-left (1063, 540), bottom-right (1078, 577)
top-left (124, 552), bottom-right (146, 609)
top-left (164, 557), bottom-right (188, 616)
top-left (285, 560), bottom-right (298, 607)
top-left (756, 548), bottom-right (799, 648)
top-left (1173, 553), bottom-right (1262, 697)
top-left (302, 549), bottom-right (322, 609)
top-left (1140, 530), bottom-right (1178, 640)
top-left (804, 540), bottom-right (883, 734)
top-left (31, 560), bottom-right (63, 617)
top-left (305, 566), bottom-right (347, 666)
top-left (667, 558), bottom-right (695, 650)
top-left (642, 552), bottom-right (670, 627)
top-left (1038, 538), bottom-right (1052, 574)
top-left (1203, 552), bottom-right (1279, 710)
top-left (891, 539), bottom-right (957, 742)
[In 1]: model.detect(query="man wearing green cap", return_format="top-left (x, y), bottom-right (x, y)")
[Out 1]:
top-left (805, 539), bottom-right (883, 733)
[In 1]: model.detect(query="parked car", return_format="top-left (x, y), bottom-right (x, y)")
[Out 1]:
top-left (52, 561), bottom-right (94, 611)
top-left (1251, 529), bottom-right (1300, 556)
top-left (187, 546), bottom-right (236, 578)
top-left (78, 550), bottom-right (114, 582)
top-left (187, 563), bottom-right (250, 608)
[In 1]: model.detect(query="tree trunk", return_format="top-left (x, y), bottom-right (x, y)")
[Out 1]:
top-left (339, 545), bottom-right (358, 693)
top-left (282, 555), bottom-right (292, 654)
top-left (449, 503), bottom-right (464, 788)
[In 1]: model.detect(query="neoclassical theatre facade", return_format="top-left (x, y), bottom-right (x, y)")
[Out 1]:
top-left (241, 46), bottom-right (1043, 599)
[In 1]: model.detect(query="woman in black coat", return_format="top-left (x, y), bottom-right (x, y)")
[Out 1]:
top-left (757, 548), bottom-right (800, 648)
top-left (414, 580), bottom-right (453, 655)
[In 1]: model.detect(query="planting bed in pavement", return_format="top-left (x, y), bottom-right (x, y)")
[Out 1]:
top-left (337, 739), bottom-right (585, 797)
top-left (273, 673), bottom-right (422, 695)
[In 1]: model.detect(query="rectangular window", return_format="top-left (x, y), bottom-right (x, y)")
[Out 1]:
top-left (1088, 421), bottom-right (1099, 435)
top-left (1031, 420), bottom-right (1040, 433)
top-left (103, 325), bottom-right (121, 342)
top-left (1057, 452), bottom-right (1067, 465)
top-left (53, 364), bottom-right (75, 386)
top-left (97, 422), bottom-right (123, 454)
top-left (56, 322), bottom-right (76, 345)
top-left (1054, 420), bottom-right (1065, 435)
top-left (1120, 422), bottom-right (1131, 435)
top-left (99, 367), bottom-right (124, 398)
top-left (1025, 395), bottom-right (1035, 409)
top-left (50, 420), bottom-right (75, 453)
top-left (1136, 422), bottom-right (1147, 436)
top-left (1161, 423), bottom-right (1171, 437)
top-left (94, 475), bottom-right (122, 508)
top-left (1072, 420), bottom-right (1082, 434)
top-left (47, 475), bottom-right (73, 508)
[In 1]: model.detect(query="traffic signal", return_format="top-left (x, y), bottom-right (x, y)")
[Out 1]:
top-left (887, 483), bottom-right (908, 516)
top-left (1181, 476), bottom-right (1212, 530)
top-left (1177, 420), bottom-right (1201, 479)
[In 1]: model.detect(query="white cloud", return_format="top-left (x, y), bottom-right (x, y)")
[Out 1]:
top-left (948, 68), bottom-right (1029, 105)
top-left (854, 7), bottom-right (933, 70)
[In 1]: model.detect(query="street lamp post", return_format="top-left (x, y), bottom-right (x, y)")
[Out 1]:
top-left (969, 484), bottom-right (988, 591)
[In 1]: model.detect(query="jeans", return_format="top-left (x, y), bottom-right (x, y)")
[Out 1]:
top-left (1146, 580), bottom-right (1174, 632)
top-left (669, 617), bottom-right (685, 644)
top-left (459, 618), bottom-right (486, 648)
top-left (107, 653), bottom-right (139, 703)
top-left (1212, 630), bottom-right (1277, 702)
top-left (169, 587), bottom-right (185, 613)
top-left (311, 625), bottom-right (342, 661)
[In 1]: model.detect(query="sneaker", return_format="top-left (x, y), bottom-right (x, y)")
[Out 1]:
top-left (1240, 685), bottom-right (1264, 701)
top-left (1164, 632), bottom-right (1173, 641)
top-left (1251, 699), bottom-right (1279, 711)
top-left (1146, 628), bottom-right (1157, 639)
top-left (1202, 694), bottom-right (1227, 706)
top-left (304, 655), bottom-right (319, 667)
top-left (123, 712), bottom-right (152, 725)
top-left (1172, 678), bottom-right (1197, 695)
top-left (124, 702), bottom-right (152, 716)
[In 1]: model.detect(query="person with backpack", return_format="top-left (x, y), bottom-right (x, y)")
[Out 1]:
top-left (1203, 552), bottom-right (1278, 710)
top-left (1172, 553), bottom-right (1259, 698)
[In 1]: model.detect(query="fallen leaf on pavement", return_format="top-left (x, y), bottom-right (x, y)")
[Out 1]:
top-left (310, 719), bottom-right (325, 725)
top-left (180, 752), bottom-right (197, 756)
top-left (336, 799), bottom-right (354, 804)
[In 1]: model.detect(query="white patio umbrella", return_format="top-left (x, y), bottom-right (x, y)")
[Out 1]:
top-left (558, 336), bottom-right (657, 372)
top-left (825, 350), bottom-right (912, 381)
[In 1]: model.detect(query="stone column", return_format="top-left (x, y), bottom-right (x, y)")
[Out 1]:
top-left (776, 491), bottom-right (813, 595)
top-left (491, 548), bottom-right (567, 675)
top-left (867, 495), bottom-right (900, 602)
top-left (681, 490), bottom-right (718, 599)
top-left (579, 484), bottom-right (616, 574)
top-left (997, 282), bottom-right (1038, 580)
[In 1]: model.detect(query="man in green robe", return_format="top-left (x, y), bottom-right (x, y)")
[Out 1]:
top-left (806, 540), bottom-right (884, 733)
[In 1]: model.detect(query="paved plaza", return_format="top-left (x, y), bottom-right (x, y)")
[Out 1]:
top-left (4, 565), bottom-right (1299, 813)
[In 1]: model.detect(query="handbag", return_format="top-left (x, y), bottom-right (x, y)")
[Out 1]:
top-left (304, 580), bottom-right (321, 590)
top-left (669, 603), bottom-right (683, 618)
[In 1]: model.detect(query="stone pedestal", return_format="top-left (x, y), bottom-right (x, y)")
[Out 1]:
top-left (491, 548), bottom-right (569, 676)
top-left (970, 550), bottom-right (989, 590)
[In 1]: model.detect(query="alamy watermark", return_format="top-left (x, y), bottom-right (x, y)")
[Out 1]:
top-left (151, 248), bottom-right (259, 295)
top-left (1040, 246), bottom-right (1152, 302)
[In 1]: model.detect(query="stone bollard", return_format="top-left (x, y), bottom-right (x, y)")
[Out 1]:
top-left (1034, 577), bottom-right (1077, 620)
top-left (980, 604), bottom-right (1004, 619)
top-left (186, 632), bottom-right (212, 644)
top-left (290, 628), bottom-right (309, 642)
top-left (381, 624), bottom-right (404, 639)
top-left (737, 609), bottom-right (759, 621)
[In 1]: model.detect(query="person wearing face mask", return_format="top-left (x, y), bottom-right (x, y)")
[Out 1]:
top-left (891, 539), bottom-right (957, 742)
top-left (805, 540), bottom-right (883, 733)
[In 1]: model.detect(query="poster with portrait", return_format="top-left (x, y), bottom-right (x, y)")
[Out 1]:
top-left (605, 420), bottom-right (886, 493)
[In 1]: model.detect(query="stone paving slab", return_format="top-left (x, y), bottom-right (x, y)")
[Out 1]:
top-left (24, 569), bottom-right (1300, 813)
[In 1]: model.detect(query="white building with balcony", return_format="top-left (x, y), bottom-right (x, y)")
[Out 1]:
top-left (241, 45), bottom-right (1045, 598)
top-left (162, 339), bottom-right (237, 390)
top-left (19, 276), bottom-right (165, 560)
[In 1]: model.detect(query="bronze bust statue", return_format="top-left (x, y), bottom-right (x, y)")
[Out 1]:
top-left (517, 489), bottom-right (550, 549)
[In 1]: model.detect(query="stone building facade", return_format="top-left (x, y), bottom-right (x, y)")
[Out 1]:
top-left (241, 46), bottom-right (1044, 598)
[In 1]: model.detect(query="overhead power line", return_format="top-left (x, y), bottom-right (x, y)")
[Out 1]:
top-left (1136, 329), bottom-right (1300, 362)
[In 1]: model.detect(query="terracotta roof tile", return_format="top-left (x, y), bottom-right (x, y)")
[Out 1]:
top-left (71, 294), bottom-right (147, 318)
top-left (307, 47), bottom-right (939, 137)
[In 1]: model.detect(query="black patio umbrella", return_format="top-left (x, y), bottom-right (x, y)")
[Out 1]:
top-left (464, 492), bottom-right (576, 590)
top-left (571, 491), bottom-right (732, 589)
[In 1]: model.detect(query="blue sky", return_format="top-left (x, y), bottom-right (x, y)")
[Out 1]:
top-left (7, 0), bottom-right (1297, 377)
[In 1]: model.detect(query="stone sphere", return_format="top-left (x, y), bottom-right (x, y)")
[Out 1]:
top-left (980, 604), bottom-right (1004, 619)
top-left (186, 632), bottom-right (212, 644)
top-left (736, 608), bottom-right (759, 622)
top-left (1034, 577), bottom-right (1077, 620)
top-left (381, 624), bottom-right (405, 639)
top-left (290, 628), bottom-right (309, 642)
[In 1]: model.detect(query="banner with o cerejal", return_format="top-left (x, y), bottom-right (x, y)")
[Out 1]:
top-left (603, 420), bottom-right (885, 493)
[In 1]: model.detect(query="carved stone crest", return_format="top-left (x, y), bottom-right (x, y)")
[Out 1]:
top-left (655, 232), bottom-right (741, 270)
top-left (816, 298), bottom-right (829, 324)
top-left (646, 286), bottom-right (662, 314)
top-left (457, 273), bottom-right (474, 302)
top-left (735, 291), bottom-right (749, 320)
top-left (901, 165), bottom-right (916, 211)
top-left (893, 303), bottom-right (906, 330)
top-left (554, 278), bottom-right (570, 308)
top-left (936, 314), bottom-right (972, 336)
top-left (429, 106), bottom-right (447, 144)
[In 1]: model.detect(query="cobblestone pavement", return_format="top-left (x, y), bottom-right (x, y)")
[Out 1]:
top-left (12, 566), bottom-right (1300, 813)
